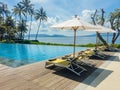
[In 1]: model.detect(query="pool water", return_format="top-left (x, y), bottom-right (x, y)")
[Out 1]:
top-left (0, 43), bottom-right (87, 67)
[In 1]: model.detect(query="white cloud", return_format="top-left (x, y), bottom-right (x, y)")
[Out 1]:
top-left (26, 16), bottom-right (61, 35)
top-left (80, 9), bottom-right (95, 22)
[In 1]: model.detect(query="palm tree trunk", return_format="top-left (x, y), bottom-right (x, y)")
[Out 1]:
top-left (19, 14), bottom-right (23, 40)
top-left (28, 15), bottom-right (32, 40)
top-left (2, 13), bottom-right (4, 22)
top-left (35, 20), bottom-right (41, 40)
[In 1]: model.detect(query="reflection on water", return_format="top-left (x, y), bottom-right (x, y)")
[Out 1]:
top-left (0, 43), bottom-right (86, 67)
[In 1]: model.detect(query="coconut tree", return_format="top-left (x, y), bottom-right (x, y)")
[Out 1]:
top-left (0, 4), bottom-right (3, 17)
top-left (4, 16), bottom-right (16, 41)
top-left (17, 19), bottom-right (28, 39)
top-left (20, 0), bottom-right (33, 22)
top-left (0, 3), bottom-right (10, 21)
top-left (35, 7), bottom-right (47, 40)
top-left (13, 3), bottom-right (26, 40)
top-left (28, 7), bottom-right (34, 40)
top-left (0, 25), bottom-right (6, 41)
top-left (13, 3), bottom-right (25, 21)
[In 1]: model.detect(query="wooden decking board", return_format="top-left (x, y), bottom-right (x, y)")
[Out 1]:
top-left (43, 75), bottom-right (64, 88)
top-left (0, 77), bottom-right (36, 90)
top-left (26, 70), bottom-right (53, 81)
top-left (0, 68), bottom-right (12, 74)
top-left (54, 78), bottom-right (76, 90)
top-left (50, 77), bottom-right (70, 90)
top-left (62, 80), bottom-right (79, 90)
top-left (33, 72), bottom-right (56, 83)
top-left (0, 66), bottom-right (10, 70)
top-left (0, 74), bottom-right (19, 86)
top-left (34, 74), bottom-right (59, 86)
top-left (17, 68), bottom-right (53, 81)
top-left (0, 75), bottom-right (23, 88)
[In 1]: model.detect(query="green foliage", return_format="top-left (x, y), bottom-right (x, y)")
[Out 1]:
top-left (77, 43), bottom-right (96, 47)
top-left (12, 40), bottom-right (97, 47)
top-left (1, 40), bottom-right (14, 43)
top-left (17, 19), bottom-right (28, 39)
top-left (114, 44), bottom-right (120, 48)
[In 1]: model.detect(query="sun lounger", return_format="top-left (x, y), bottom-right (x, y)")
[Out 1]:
top-left (87, 49), bottom-right (106, 59)
top-left (76, 53), bottom-right (96, 67)
top-left (45, 58), bottom-right (87, 76)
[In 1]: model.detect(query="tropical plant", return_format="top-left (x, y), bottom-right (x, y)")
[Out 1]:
top-left (17, 19), bottom-right (28, 39)
top-left (0, 25), bottom-right (6, 41)
top-left (20, 0), bottom-right (33, 22)
top-left (13, 3), bottom-right (25, 21)
top-left (0, 3), bottom-right (10, 21)
top-left (34, 7), bottom-right (47, 40)
top-left (28, 7), bottom-right (34, 40)
top-left (4, 16), bottom-right (16, 41)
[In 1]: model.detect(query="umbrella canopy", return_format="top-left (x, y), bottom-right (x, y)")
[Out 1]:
top-left (85, 25), bottom-right (116, 33)
top-left (51, 15), bottom-right (100, 58)
top-left (51, 16), bottom-right (100, 30)
top-left (85, 25), bottom-right (116, 49)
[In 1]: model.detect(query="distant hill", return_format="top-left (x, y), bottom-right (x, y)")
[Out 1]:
top-left (79, 33), bottom-right (113, 37)
top-left (25, 34), bottom-right (66, 37)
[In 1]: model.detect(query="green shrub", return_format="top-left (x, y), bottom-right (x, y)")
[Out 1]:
top-left (114, 44), bottom-right (120, 48)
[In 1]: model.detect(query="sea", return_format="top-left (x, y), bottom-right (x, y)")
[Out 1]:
top-left (26, 35), bottom-right (120, 44)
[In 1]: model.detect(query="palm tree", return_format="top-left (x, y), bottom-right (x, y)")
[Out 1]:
top-left (13, 3), bottom-right (25, 21)
top-left (0, 25), bottom-right (6, 41)
top-left (12, 6), bottom-right (18, 24)
top-left (0, 2), bottom-right (10, 22)
top-left (17, 19), bottom-right (28, 39)
top-left (28, 7), bottom-right (34, 40)
top-left (20, 0), bottom-right (33, 22)
top-left (35, 7), bottom-right (47, 40)
top-left (4, 16), bottom-right (16, 41)
top-left (13, 3), bottom-right (26, 40)
top-left (0, 3), bottom-right (3, 17)
top-left (0, 5), bottom-right (3, 23)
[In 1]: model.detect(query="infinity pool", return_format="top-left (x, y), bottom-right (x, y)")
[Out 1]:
top-left (0, 43), bottom-right (87, 67)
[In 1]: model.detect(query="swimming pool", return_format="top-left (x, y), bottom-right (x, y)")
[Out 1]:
top-left (0, 43), bottom-right (87, 67)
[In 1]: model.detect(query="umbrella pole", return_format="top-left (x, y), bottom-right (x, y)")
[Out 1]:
top-left (95, 32), bottom-right (98, 50)
top-left (107, 33), bottom-right (109, 44)
top-left (73, 30), bottom-right (77, 58)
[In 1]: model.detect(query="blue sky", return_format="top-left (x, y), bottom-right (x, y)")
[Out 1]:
top-left (1, 0), bottom-right (120, 36)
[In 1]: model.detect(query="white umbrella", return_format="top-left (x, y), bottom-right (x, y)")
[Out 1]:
top-left (51, 15), bottom-right (100, 57)
top-left (85, 25), bottom-right (116, 33)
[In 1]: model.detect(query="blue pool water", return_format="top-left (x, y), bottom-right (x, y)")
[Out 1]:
top-left (0, 43), bottom-right (86, 67)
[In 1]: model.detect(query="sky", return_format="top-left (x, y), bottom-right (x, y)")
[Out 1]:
top-left (1, 0), bottom-right (120, 36)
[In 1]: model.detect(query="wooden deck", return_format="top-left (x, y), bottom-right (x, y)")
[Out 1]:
top-left (0, 51), bottom-right (116, 90)
top-left (0, 60), bottom-right (96, 90)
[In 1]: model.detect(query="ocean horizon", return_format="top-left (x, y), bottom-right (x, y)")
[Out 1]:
top-left (25, 35), bottom-right (120, 44)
